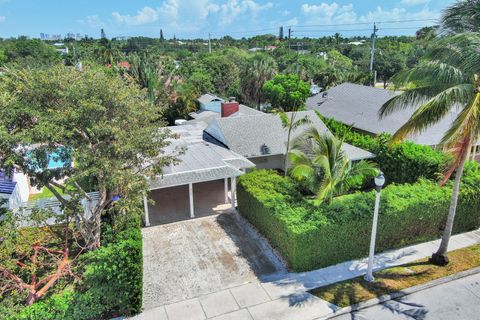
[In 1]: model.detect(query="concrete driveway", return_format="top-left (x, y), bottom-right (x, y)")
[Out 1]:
top-left (142, 212), bottom-right (286, 310)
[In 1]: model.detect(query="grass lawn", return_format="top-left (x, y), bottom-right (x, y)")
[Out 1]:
top-left (310, 243), bottom-right (480, 307)
top-left (28, 186), bottom-right (66, 201)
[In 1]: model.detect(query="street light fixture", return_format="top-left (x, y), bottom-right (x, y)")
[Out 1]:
top-left (364, 172), bottom-right (385, 282)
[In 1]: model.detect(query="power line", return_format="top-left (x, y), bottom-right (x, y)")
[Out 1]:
top-left (293, 18), bottom-right (438, 28)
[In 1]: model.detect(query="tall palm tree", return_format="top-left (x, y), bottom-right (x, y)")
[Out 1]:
top-left (289, 128), bottom-right (378, 204)
top-left (442, 0), bottom-right (480, 33)
top-left (379, 32), bottom-right (480, 265)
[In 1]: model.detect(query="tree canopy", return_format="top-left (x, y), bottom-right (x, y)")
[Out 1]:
top-left (0, 65), bottom-right (179, 249)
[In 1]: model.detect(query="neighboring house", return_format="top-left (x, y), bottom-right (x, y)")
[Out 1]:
top-left (189, 94), bottom-right (263, 127)
top-left (0, 169), bottom-right (30, 209)
top-left (307, 82), bottom-right (478, 149)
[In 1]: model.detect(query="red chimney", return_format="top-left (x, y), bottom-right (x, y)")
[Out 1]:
top-left (221, 98), bottom-right (239, 117)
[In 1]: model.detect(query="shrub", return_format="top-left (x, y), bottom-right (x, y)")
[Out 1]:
top-left (238, 169), bottom-right (480, 271)
top-left (11, 211), bottom-right (143, 320)
top-left (319, 113), bottom-right (451, 184)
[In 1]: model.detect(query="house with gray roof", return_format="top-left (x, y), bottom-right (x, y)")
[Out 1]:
top-left (204, 110), bottom-right (374, 170)
top-left (307, 82), bottom-right (476, 148)
top-left (142, 99), bottom-right (374, 225)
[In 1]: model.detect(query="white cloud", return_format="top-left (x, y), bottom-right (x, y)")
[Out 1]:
top-left (0, 16), bottom-right (5, 23)
top-left (301, 2), bottom-right (357, 24)
top-left (80, 15), bottom-right (105, 28)
top-left (300, 2), bottom-right (439, 27)
top-left (400, 0), bottom-right (430, 6)
top-left (159, 0), bottom-right (180, 17)
top-left (219, 0), bottom-right (274, 25)
top-left (112, 6), bottom-right (160, 25)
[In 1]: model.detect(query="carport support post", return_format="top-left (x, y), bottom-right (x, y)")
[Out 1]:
top-left (231, 176), bottom-right (236, 210)
top-left (189, 183), bottom-right (195, 218)
top-left (143, 194), bottom-right (150, 227)
top-left (224, 178), bottom-right (229, 203)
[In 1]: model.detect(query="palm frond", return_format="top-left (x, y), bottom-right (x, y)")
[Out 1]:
top-left (391, 84), bottom-right (475, 143)
top-left (441, 93), bottom-right (480, 149)
top-left (441, 2), bottom-right (480, 34)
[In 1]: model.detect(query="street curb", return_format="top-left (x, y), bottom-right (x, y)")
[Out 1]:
top-left (315, 266), bottom-right (480, 319)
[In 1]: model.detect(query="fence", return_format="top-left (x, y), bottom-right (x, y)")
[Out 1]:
top-left (11, 191), bottom-right (100, 225)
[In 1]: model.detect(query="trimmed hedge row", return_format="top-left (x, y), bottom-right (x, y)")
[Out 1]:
top-left (8, 212), bottom-right (143, 320)
top-left (238, 167), bottom-right (480, 272)
top-left (319, 113), bottom-right (451, 184)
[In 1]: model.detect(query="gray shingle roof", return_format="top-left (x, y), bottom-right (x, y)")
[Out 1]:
top-left (198, 93), bottom-right (223, 105)
top-left (148, 124), bottom-right (254, 190)
top-left (205, 110), bottom-right (374, 160)
top-left (306, 83), bottom-right (464, 146)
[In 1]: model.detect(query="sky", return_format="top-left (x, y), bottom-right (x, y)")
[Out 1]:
top-left (0, 0), bottom-right (458, 39)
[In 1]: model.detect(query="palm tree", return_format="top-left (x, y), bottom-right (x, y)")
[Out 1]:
top-left (241, 55), bottom-right (277, 108)
top-left (442, 0), bottom-right (480, 33)
top-left (289, 128), bottom-right (378, 204)
top-left (277, 111), bottom-right (311, 177)
top-left (379, 33), bottom-right (480, 265)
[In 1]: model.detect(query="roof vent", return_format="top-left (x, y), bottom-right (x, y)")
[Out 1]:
top-left (322, 92), bottom-right (328, 98)
top-left (174, 119), bottom-right (188, 125)
top-left (260, 144), bottom-right (270, 155)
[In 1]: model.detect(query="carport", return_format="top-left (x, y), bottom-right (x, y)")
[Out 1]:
top-left (144, 139), bottom-right (254, 226)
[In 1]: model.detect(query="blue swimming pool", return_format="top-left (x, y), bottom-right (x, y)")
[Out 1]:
top-left (47, 152), bottom-right (67, 169)
top-left (27, 148), bottom-right (71, 171)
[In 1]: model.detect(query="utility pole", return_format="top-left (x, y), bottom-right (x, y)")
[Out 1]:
top-left (208, 32), bottom-right (212, 54)
top-left (369, 23), bottom-right (379, 86)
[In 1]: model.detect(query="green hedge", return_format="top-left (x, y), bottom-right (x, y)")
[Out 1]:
top-left (319, 113), bottom-right (451, 184)
top-left (9, 211), bottom-right (143, 320)
top-left (238, 168), bottom-right (480, 272)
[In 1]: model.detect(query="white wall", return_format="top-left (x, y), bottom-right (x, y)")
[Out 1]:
top-left (12, 170), bottom-right (30, 202)
top-left (249, 154), bottom-right (285, 170)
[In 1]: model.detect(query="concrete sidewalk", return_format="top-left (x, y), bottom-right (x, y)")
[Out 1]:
top-left (130, 229), bottom-right (480, 320)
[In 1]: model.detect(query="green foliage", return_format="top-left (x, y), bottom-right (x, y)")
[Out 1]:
top-left (238, 169), bottom-right (480, 271)
top-left (2, 37), bottom-right (61, 67)
top-left (6, 213), bottom-right (143, 320)
top-left (289, 128), bottom-right (378, 202)
top-left (262, 74), bottom-right (310, 111)
top-left (319, 114), bottom-right (450, 184)
top-left (0, 65), bottom-right (176, 249)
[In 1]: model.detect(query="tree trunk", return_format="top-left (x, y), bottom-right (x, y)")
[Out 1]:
top-left (430, 150), bottom-right (468, 266)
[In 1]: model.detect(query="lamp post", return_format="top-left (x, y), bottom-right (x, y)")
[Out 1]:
top-left (364, 172), bottom-right (385, 282)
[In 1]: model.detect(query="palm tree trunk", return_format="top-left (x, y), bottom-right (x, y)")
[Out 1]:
top-left (430, 150), bottom-right (468, 265)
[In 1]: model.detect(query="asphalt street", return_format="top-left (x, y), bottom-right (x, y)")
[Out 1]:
top-left (330, 272), bottom-right (480, 320)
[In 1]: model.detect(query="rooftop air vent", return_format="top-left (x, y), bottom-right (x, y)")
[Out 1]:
top-left (260, 144), bottom-right (270, 155)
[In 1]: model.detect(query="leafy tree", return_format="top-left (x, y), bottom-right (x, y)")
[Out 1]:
top-left (202, 53), bottom-right (241, 97)
top-left (379, 33), bottom-right (480, 265)
top-left (95, 40), bottom-right (121, 65)
top-left (240, 54), bottom-right (277, 108)
top-left (375, 49), bottom-right (406, 88)
top-left (262, 74), bottom-right (310, 111)
top-left (289, 128), bottom-right (378, 203)
top-left (3, 37), bottom-right (61, 66)
top-left (0, 65), bottom-right (178, 250)
top-left (163, 82), bottom-right (199, 124)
